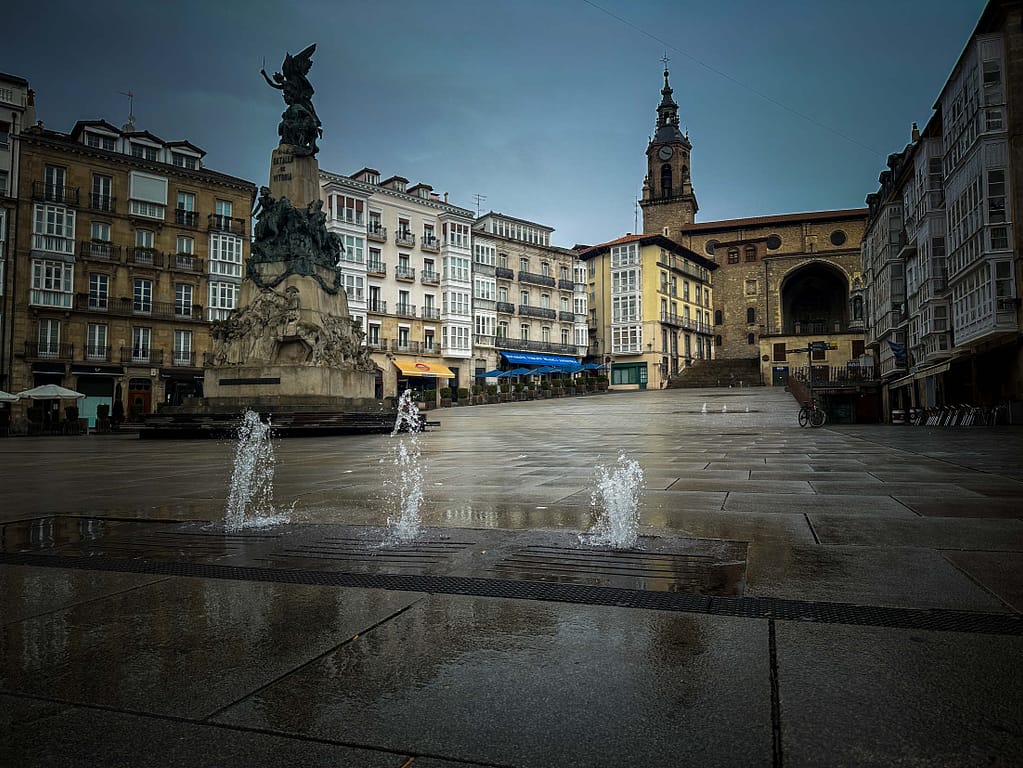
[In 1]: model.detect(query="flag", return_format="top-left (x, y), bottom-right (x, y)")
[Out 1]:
top-left (887, 340), bottom-right (908, 364)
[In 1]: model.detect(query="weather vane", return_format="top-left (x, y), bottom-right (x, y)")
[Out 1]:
top-left (661, 53), bottom-right (670, 70)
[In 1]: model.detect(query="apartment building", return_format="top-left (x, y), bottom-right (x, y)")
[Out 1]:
top-left (321, 167), bottom-right (476, 399)
top-left (0, 72), bottom-right (36, 392)
top-left (863, 0), bottom-right (1023, 413)
top-left (7, 119), bottom-right (256, 424)
top-left (579, 233), bottom-right (716, 389)
top-left (472, 212), bottom-right (588, 377)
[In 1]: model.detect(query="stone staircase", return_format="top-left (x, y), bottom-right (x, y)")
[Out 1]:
top-left (666, 357), bottom-right (764, 388)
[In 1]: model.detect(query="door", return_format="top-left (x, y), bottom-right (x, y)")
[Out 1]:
top-left (128, 378), bottom-right (151, 420)
top-left (772, 366), bottom-right (789, 387)
top-left (77, 377), bottom-right (114, 428)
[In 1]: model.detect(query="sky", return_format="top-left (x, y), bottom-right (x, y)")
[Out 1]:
top-left (5, 0), bottom-right (988, 248)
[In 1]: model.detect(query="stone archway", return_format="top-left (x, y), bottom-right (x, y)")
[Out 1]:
top-left (779, 261), bottom-right (850, 335)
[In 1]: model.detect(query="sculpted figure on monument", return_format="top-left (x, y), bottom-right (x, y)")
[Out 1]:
top-left (261, 43), bottom-right (322, 156)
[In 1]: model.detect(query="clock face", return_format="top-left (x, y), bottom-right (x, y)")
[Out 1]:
top-left (657, 145), bottom-right (674, 160)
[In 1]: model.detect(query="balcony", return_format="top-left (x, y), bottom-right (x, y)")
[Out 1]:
top-left (421, 269), bottom-right (440, 285)
top-left (395, 230), bottom-right (416, 247)
top-left (128, 247), bottom-right (164, 268)
top-left (175, 208), bottom-right (199, 227)
top-left (365, 338), bottom-right (385, 351)
top-left (119, 347), bottom-right (165, 365)
top-left (74, 294), bottom-right (205, 321)
top-left (367, 300), bottom-right (388, 314)
top-left (33, 181), bottom-right (79, 206)
top-left (395, 266), bottom-right (416, 282)
top-left (558, 310), bottom-right (576, 323)
top-left (388, 339), bottom-right (422, 354)
top-left (558, 278), bottom-right (575, 291)
top-left (394, 303), bottom-right (416, 318)
top-left (421, 235), bottom-right (440, 252)
top-left (421, 306), bottom-right (441, 321)
top-left (32, 233), bottom-right (75, 256)
top-left (171, 351), bottom-right (198, 367)
top-left (80, 240), bottom-right (122, 262)
top-left (474, 298), bottom-right (496, 311)
top-left (84, 346), bottom-right (112, 363)
top-left (367, 261), bottom-right (386, 276)
top-left (496, 337), bottom-right (578, 355)
top-left (518, 305), bottom-right (557, 320)
top-left (680, 318), bottom-right (712, 334)
top-left (367, 223), bottom-right (387, 243)
top-left (475, 334), bottom-right (496, 347)
top-left (208, 213), bottom-right (246, 236)
top-left (790, 320), bottom-right (849, 336)
top-left (496, 301), bottom-right (515, 314)
top-left (660, 311), bottom-right (683, 327)
top-left (495, 266), bottom-right (515, 280)
top-left (90, 193), bottom-right (115, 212)
top-left (24, 342), bottom-right (74, 361)
top-left (473, 261), bottom-right (495, 276)
top-left (170, 253), bottom-right (203, 273)
top-left (519, 271), bottom-right (556, 288)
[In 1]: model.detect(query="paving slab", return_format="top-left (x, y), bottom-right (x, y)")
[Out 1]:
top-left (724, 492), bottom-right (916, 517)
top-left (0, 694), bottom-right (410, 768)
top-left (892, 496), bottom-right (1023, 518)
top-left (809, 515), bottom-right (1023, 551)
top-left (942, 551), bottom-right (1023, 611)
top-left (214, 594), bottom-right (773, 768)
top-left (0, 575), bottom-right (422, 718)
top-left (745, 544), bottom-right (1010, 610)
top-left (775, 622), bottom-right (1023, 767)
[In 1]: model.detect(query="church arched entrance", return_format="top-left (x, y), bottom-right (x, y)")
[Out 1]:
top-left (780, 262), bottom-right (850, 335)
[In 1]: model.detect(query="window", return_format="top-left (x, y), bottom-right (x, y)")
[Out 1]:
top-left (830, 230), bottom-right (847, 246)
top-left (444, 255), bottom-right (470, 281)
top-left (44, 165), bottom-right (66, 202)
top-left (745, 279), bottom-right (757, 296)
top-left (342, 273), bottom-right (364, 301)
top-left (85, 132), bottom-right (116, 151)
top-left (367, 324), bottom-right (381, 346)
top-left (991, 227), bottom-right (1009, 250)
top-left (0, 170), bottom-right (7, 197)
top-left (87, 323), bottom-right (108, 360)
top-left (727, 248), bottom-right (739, 264)
top-left (33, 203), bottom-right (76, 254)
top-left (340, 234), bottom-right (364, 263)
top-left (89, 273), bottom-right (109, 309)
top-left (520, 324), bottom-right (530, 341)
top-left (473, 242), bottom-right (496, 266)
top-left (498, 286), bottom-right (508, 303)
top-left (714, 309), bottom-right (722, 325)
top-left (175, 284), bottom-right (193, 316)
top-left (444, 290), bottom-right (470, 315)
top-left (134, 278), bottom-right (153, 313)
top-left (520, 257), bottom-right (530, 273)
top-left (520, 290), bottom-right (530, 306)
top-left (173, 330), bottom-right (193, 365)
top-left (983, 60), bottom-right (1002, 86)
top-left (128, 171), bottom-right (167, 219)
top-left (177, 191), bottom-right (195, 211)
top-left (986, 108), bottom-right (1004, 132)
top-left (91, 221), bottom-right (111, 243)
top-left (172, 153), bottom-right (198, 170)
top-left (612, 325), bottom-right (642, 353)
top-left (38, 319), bottom-right (61, 357)
top-left (0, 120), bottom-right (11, 148)
top-left (132, 143), bottom-right (159, 161)
top-left (747, 333), bottom-right (756, 345)
top-left (91, 174), bottom-right (113, 211)
top-left (30, 259), bottom-right (73, 307)
top-left (610, 243), bottom-right (639, 266)
top-left (209, 234), bottom-right (243, 277)
top-left (746, 307), bottom-right (756, 324)
top-left (561, 328), bottom-right (570, 345)
top-left (474, 277), bottom-right (495, 301)
top-left (177, 235), bottom-right (194, 255)
top-left (540, 293), bottom-right (550, 309)
top-left (208, 282), bottom-right (238, 321)
top-left (132, 327), bottom-right (152, 362)
top-left (744, 245), bottom-right (757, 262)
top-left (988, 169), bottom-right (1006, 223)
top-left (541, 326), bottom-right (551, 343)
top-left (444, 221), bottom-right (470, 247)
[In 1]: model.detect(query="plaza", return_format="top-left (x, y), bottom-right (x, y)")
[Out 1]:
top-left (1, 386), bottom-right (1021, 766)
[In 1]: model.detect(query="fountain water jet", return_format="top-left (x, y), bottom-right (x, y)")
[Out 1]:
top-left (224, 409), bottom-right (291, 531)
top-left (386, 390), bottom-right (425, 544)
top-left (581, 451), bottom-right (644, 550)
top-left (701, 403), bottom-right (708, 414)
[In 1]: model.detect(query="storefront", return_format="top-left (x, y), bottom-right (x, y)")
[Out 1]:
top-left (392, 360), bottom-right (455, 402)
top-left (71, 364), bottom-right (124, 428)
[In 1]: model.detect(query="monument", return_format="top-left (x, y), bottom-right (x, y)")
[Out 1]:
top-left (142, 45), bottom-right (389, 436)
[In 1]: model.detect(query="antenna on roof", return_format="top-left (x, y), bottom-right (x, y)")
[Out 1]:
top-left (119, 90), bottom-right (135, 131)
top-left (473, 193), bottom-right (487, 218)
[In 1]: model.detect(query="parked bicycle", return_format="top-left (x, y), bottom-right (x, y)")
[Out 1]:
top-left (798, 399), bottom-right (827, 428)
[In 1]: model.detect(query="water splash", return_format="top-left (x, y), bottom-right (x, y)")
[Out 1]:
top-left (722, 404), bottom-right (728, 413)
top-left (581, 451), bottom-right (644, 550)
top-left (701, 402), bottom-right (708, 414)
top-left (224, 410), bottom-right (291, 531)
top-left (386, 390), bottom-right (424, 544)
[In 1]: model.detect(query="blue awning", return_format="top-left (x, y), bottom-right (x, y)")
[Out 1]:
top-left (499, 351), bottom-right (579, 369)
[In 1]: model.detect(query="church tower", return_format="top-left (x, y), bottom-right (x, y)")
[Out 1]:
top-left (640, 64), bottom-right (698, 235)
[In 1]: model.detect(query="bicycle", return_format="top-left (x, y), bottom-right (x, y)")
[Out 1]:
top-left (798, 399), bottom-right (827, 428)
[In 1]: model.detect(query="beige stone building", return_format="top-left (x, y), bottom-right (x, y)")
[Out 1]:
top-left (7, 119), bottom-right (255, 425)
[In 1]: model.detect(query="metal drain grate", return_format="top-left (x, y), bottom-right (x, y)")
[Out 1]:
top-left (2, 551), bottom-right (1020, 637)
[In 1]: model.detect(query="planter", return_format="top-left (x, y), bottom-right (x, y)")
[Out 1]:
top-left (441, 399), bottom-right (452, 407)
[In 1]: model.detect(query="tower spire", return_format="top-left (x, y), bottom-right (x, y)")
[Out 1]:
top-left (653, 63), bottom-right (686, 145)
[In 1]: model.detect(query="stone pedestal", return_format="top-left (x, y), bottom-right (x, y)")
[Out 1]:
top-left (269, 145), bottom-right (320, 207)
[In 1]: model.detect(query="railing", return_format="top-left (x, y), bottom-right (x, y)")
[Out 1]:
top-left (496, 337), bottom-right (577, 355)
top-left (496, 301), bottom-right (515, 314)
top-left (388, 339), bottom-right (422, 354)
top-left (681, 317), bottom-right (712, 334)
top-left (421, 235), bottom-right (440, 251)
top-left (394, 303), bottom-right (416, 318)
top-left (475, 334), bottom-right (496, 347)
top-left (367, 300), bottom-right (387, 314)
top-left (208, 214), bottom-right (246, 236)
top-left (657, 253), bottom-right (709, 282)
top-left (395, 230), bottom-right (416, 247)
top-left (119, 347), bottom-right (165, 365)
top-left (790, 364), bottom-right (876, 386)
top-left (495, 267), bottom-right (515, 279)
top-left (33, 182), bottom-right (80, 205)
top-left (421, 270), bottom-right (440, 285)
top-left (365, 339), bottom-right (385, 350)
top-left (558, 279), bottom-right (575, 291)
top-left (171, 253), bottom-right (203, 272)
top-left (474, 298), bottom-right (496, 311)
top-left (790, 321), bottom-right (847, 336)
top-left (129, 247), bottom-right (164, 267)
top-left (367, 261), bottom-right (386, 276)
top-left (171, 351), bottom-right (197, 367)
top-left (660, 311), bottom-right (683, 327)
top-left (519, 305), bottom-right (557, 319)
top-left (90, 193), bottom-right (115, 212)
top-left (559, 311), bottom-right (576, 322)
top-left (24, 342), bottom-right (73, 360)
top-left (80, 241), bottom-right (122, 261)
top-left (85, 346), bottom-right (112, 362)
top-left (395, 266), bottom-right (416, 281)
top-left (421, 306), bottom-right (441, 320)
top-left (32, 234), bottom-right (75, 255)
top-left (175, 208), bottom-right (199, 227)
top-left (519, 271), bottom-right (557, 287)
top-left (473, 261), bottom-right (496, 276)
top-left (367, 224), bottom-right (387, 242)
top-left (74, 294), bottom-right (205, 320)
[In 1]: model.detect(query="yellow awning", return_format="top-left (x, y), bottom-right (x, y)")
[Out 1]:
top-left (393, 360), bottom-right (455, 378)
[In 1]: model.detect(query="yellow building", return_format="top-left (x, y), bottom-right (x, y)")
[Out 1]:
top-left (6, 119), bottom-right (255, 426)
top-left (579, 234), bottom-right (716, 389)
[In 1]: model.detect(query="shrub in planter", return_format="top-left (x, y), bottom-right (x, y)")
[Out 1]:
top-left (96, 403), bottom-right (110, 419)
top-left (458, 387), bottom-right (469, 399)
top-left (422, 389), bottom-right (437, 408)
top-left (486, 385), bottom-right (498, 396)
top-left (439, 387), bottom-right (451, 399)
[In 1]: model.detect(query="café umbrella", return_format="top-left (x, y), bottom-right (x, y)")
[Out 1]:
top-left (0, 390), bottom-right (19, 402)
top-left (15, 384), bottom-right (86, 400)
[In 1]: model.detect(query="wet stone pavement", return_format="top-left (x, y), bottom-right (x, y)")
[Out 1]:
top-left (1, 386), bottom-right (1022, 767)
